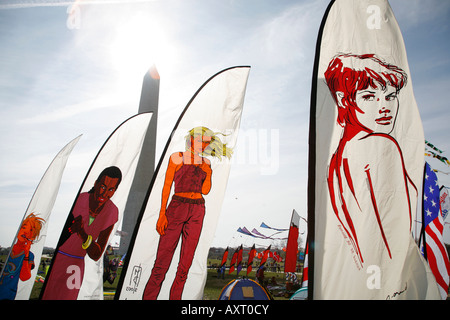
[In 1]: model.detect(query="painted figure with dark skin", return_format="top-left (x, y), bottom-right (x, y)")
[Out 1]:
top-left (41, 166), bottom-right (121, 300)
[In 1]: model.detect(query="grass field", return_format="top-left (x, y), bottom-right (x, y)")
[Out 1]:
top-left (2, 254), bottom-right (301, 300)
top-left (103, 267), bottom-right (295, 300)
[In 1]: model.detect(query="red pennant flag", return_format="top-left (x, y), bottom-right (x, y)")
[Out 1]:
top-left (246, 244), bottom-right (256, 275)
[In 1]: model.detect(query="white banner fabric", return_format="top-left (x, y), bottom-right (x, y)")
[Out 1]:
top-left (312, 0), bottom-right (440, 299)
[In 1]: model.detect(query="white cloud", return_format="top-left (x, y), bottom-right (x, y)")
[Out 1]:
top-left (19, 95), bottom-right (129, 124)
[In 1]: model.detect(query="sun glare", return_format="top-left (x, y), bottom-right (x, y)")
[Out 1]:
top-left (109, 14), bottom-right (174, 91)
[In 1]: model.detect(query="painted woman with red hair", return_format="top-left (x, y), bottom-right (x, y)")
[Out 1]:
top-left (325, 53), bottom-right (416, 267)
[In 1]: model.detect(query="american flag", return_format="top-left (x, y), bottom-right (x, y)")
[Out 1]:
top-left (118, 254), bottom-right (126, 267)
top-left (421, 162), bottom-right (450, 299)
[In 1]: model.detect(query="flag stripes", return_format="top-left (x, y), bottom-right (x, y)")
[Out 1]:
top-left (422, 162), bottom-right (450, 299)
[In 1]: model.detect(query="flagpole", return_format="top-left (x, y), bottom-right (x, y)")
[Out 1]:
top-left (307, 0), bottom-right (335, 300)
top-left (420, 163), bottom-right (428, 261)
top-left (119, 65), bottom-right (160, 256)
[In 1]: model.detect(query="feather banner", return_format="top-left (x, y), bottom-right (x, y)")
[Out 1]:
top-left (40, 113), bottom-right (152, 300)
top-left (259, 245), bottom-right (271, 268)
top-left (308, 0), bottom-right (440, 299)
top-left (229, 247), bottom-right (238, 274)
top-left (236, 245), bottom-right (243, 275)
top-left (0, 136), bottom-right (81, 300)
top-left (116, 66), bottom-right (250, 300)
top-left (220, 247), bottom-right (229, 268)
top-left (246, 244), bottom-right (257, 275)
top-left (284, 210), bottom-right (300, 273)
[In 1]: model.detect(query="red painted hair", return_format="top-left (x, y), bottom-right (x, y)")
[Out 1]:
top-left (324, 53), bottom-right (407, 127)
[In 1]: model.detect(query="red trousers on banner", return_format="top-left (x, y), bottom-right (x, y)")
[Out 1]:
top-left (143, 195), bottom-right (205, 299)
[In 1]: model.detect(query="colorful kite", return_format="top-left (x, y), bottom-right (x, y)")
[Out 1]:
top-left (425, 151), bottom-right (450, 166)
top-left (0, 136), bottom-right (80, 300)
top-left (426, 140), bottom-right (444, 155)
top-left (116, 66), bottom-right (250, 300)
top-left (308, 0), bottom-right (440, 299)
top-left (237, 225), bottom-right (287, 240)
top-left (237, 227), bottom-right (260, 238)
top-left (40, 113), bottom-right (152, 300)
top-left (260, 222), bottom-right (288, 232)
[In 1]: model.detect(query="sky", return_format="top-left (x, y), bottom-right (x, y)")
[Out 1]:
top-left (1, 0), bottom-right (450, 251)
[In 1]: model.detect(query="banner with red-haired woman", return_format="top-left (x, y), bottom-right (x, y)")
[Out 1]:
top-left (308, 0), bottom-right (440, 299)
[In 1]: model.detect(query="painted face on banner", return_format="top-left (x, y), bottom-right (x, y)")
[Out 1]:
top-left (354, 84), bottom-right (399, 134)
top-left (92, 175), bottom-right (119, 207)
top-left (17, 221), bottom-right (34, 244)
top-left (191, 135), bottom-right (212, 154)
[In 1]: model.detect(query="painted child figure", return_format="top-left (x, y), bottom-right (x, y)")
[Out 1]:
top-left (0, 213), bottom-right (44, 300)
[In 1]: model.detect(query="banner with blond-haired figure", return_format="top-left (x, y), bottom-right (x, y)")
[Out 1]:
top-left (116, 66), bottom-right (250, 300)
top-left (308, 0), bottom-right (440, 299)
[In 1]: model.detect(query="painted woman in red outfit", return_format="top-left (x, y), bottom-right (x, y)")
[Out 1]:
top-left (143, 126), bottom-right (232, 300)
top-left (325, 54), bottom-right (416, 267)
